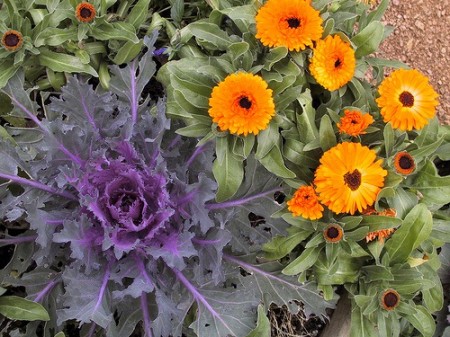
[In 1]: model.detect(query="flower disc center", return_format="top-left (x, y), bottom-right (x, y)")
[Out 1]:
top-left (286, 17), bottom-right (301, 28)
top-left (239, 96), bottom-right (252, 109)
top-left (334, 58), bottom-right (342, 68)
top-left (399, 91), bottom-right (414, 107)
top-left (344, 169), bottom-right (362, 191)
top-left (80, 7), bottom-right (92, 18)
top-left (4, 33), bottom-right (19, 47)
top-left (383, 291), bottom-right (399, 309)
top-left (399, 155), bottom-right (413, 169)
top-left (326, 226), bottom-right (339, 239)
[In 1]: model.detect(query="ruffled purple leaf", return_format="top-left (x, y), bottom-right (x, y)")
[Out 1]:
top-left (109, 33), bottom-right (158, 136)
top-left (58, 263), bottom-right (113, 329)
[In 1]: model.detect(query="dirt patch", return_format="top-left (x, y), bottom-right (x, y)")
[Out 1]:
top-left (376, 0), bottom-right (450, 123)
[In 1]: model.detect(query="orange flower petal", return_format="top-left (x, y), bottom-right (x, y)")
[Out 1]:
top-left (337, 110), bottom-right (374, 136)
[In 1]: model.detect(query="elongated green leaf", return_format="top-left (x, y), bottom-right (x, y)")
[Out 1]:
top-left (282, 247), bottom-right (321, 276)
top-left (246, 305), bottom-right (270, 337)
top-left (263, 47), bottom-right (288, 71)
top-left (34, 27), bottom-right (78, 47)
top-left (296, 90), bottom-right (319, 143)
top-left (383, 122), bottom-right (394, 157)
top-left (91, 22), bottom-right (139, 43)
top-left (54, 333), bottom-right (65, 337)
top-left (113, 40), bottom-right (143, 65)
top-left (403, 304), bottom-right (436, 337)
top-left (259, 145), bottom-right (296, 179)
top-left (213, 136), bottom-right (244, 201)
top-left (350, 305), bottom-right (378, 337)
top-left (0, 296), bottom-right (50, 321)
top-left (351, 21), bottom-right (384, 58)
top-left (319, 115), bottom-right (337, 151)
top-left (0, 60), bottom-right (20, 89)
top-left (411, 160), bottom-right (450, 207)
top-left (38, 49), bottom-right (98, 76)
top-left (385, 204), bottom-right (432, 265)
top-left (263, 230), bottom-right (312, 260)
top-left (126, 0), bottom-right (151, 29)
top-left (188, 21), bottom-right (232, 50)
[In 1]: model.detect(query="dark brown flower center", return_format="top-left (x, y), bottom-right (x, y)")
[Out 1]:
top-left (239, 96), bottom-right (252, 109)
top-left (344, 169), bottom-right (361, 190)
top-left (326, 226), bottom-right (339, 239)
top-left (399, 155), bottom-right (414, 169)
top-left (287, 17), bottom-right (301, 28)
top-left (80, 7), bottom-right (92, 18)
top-left (334, 58), bottom-right (342, 68)
top-left (399, 91), bottom-right (414, 107)
top-left (4, 33), bottom-right (19, 47)
top-left (383, 291), bottom-right (399, 308)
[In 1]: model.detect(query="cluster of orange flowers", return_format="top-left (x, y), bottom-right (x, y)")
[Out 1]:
top-left (206, 0), bottom-right (439, 245)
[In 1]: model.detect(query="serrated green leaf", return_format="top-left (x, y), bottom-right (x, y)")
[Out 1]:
top-left (385, 204), bottom-right (432, 265)
top-left (0, 296), bottom-right (50, 321)
top-left (38, 49), bottom-right (98, 76)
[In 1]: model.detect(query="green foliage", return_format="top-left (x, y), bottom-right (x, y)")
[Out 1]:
top-left (0, 295), bottom-right (50, 321)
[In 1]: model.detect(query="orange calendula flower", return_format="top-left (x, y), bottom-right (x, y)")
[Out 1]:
top-left (208, 72), bottom-right (275, 136)
top-left (309, 35), bottom-right (356, 91)
top-left (255, 0), bottom-right (323, 51)
top-left (75, 2), bottom-right (96, 23)
top-left (323, 224), bottom-right (344, 243)
top-left (314, 142), bottom-right (387, 215)
top-left (376, 69), bottom-right (439, 131)
top-left (287, 185), bottom-right (323, 220)
top-left (337, 110), bottom-right (374, 136)
top-left (1, 30), bottom-right (23, 52)
top-left (393, 151), bottom-right (416, 175)
top-left (380, 289), bottom-right (400, 311)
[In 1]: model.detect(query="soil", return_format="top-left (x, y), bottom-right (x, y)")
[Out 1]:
top-left (376, 0), bottom-right (450, 124)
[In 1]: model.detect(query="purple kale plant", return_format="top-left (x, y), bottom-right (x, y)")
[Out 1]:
top-left (0, 34), bottom-right (332, 337)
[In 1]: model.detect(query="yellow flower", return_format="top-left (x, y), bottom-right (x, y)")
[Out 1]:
top-left (287, 185), bottom-right (323, 220)
top-left (309, 35), bottom-right (356, 91)
top-left (208, 72), bottom-right (275, 136)
top-left (314, 142), bottom-right (387, 215)
top-left (75, 2), bottom-right (96, 23)
top-left (255, 0), bottom-right (323, 51)
top-left (393, 151), bottom-right (416, 175)
top-left (337, 110), bottom-right (374, 136)
top-left (376, 69), bottom-right (439, 131)
top-left (1, 30), bottom-right (23, 52)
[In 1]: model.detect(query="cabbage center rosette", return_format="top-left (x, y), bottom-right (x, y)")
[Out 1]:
top-left (76, 143), bottom-right (174, 253)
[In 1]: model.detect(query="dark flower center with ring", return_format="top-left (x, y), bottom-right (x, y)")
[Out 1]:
top-left (286, 17), bottom-right (301, 28)
top-left (399, 91), bottom-right (414, 107)
top-left (326, 226), bottom-right (340, 239)
top-left (383, 292), bottom-right (399, 308)
top-left (4, 33), bottom-right (19, 47)
top-left (334, 58), bottom-right (342, 68)
top-left (399, 155), bottom-right (414, 169)
top-left (80, 7), bottom-right (93, 18)
top-left (344, 169), bottom-right (361, 190)
top-left (239, 96), bottom-right (252, 109)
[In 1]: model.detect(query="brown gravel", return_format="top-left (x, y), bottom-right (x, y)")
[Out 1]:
top-left (376, 0), bottom-right (450, 124)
